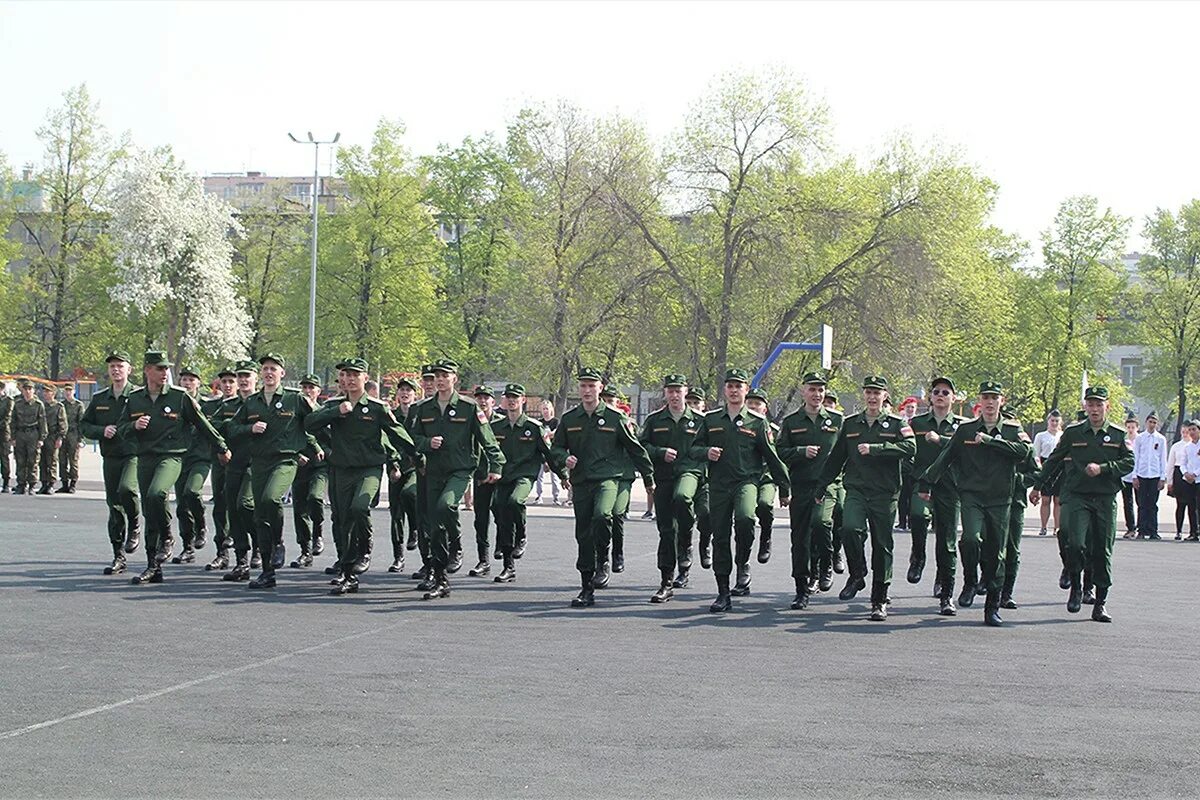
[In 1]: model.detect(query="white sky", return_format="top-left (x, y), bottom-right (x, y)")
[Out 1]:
top-left (2, 0), bottom-right (1197, 257)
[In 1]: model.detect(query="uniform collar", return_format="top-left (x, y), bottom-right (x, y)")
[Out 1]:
top-left (504, 412), bottom-right (528, 428)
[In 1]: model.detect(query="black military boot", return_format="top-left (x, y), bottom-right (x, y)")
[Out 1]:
top-left (699, 531), bottom-right (712, 569)
top-left (103, 543), bottom-right (126, 575)
top-left (1067, 572), bottom-right (1082, 613)
top-left (192, 530), bottom-right (207, 551)
top-left (906, 531), bottom-right (926, 583)
top-left (412, 563), bottom-right (430, 582)
top-left (493, 544), bottom-right (502, 560)
top-left (330, 572), bottom-right (360, 595)
top-left (405, 528), bottom-right (418, 551)
top-left (984, 589), bottom-right (1003, 627)
top-left (650, 570), bottom-right (674, 603)
top-left (679, 545), bottom-right (693, 570)
top-left (672, 565), bottom-right (690, 589)
top-left (593, 561), bottom-right (611, 589)
top-left (709, 574), bottom-right (732, 613)
top-left (68, 480), bottom-right (78, 493)
top-left (131, 554), bottom-right (160, 585)
top-left (869, 582), bottom-right (888, 621)
top-left (447, 547), bottom-right (463, 574)
top-left (248, 569), bottom-right (276, 589)
top-left (939, 581), bottom-right (957, 617)
top-left (55, 482), bottom-right (70, 494)
top-left (571, 571), bottom-right (595, 607)
top-left (612, 536), bottom-right (625, 572)
top-left (513, 535), bottom-right (528, 559)
top-left (222, 552), bottom-right (251, 582)
top-left (416, 565), bottom-right (438, 592)
top-left (832, 549), bottom-right (845, 574)
top-left (1000, 576), bottom-right (1018, 609)
top-left (388, 554), bottom-right (405, 573)
top-left (818, 567), bottom-right (833, 593)
top-left (1058, 567), bottom-right (1071, 590)
top-left (205, 548), bottom-right (229, 571)
top-left (731, 563), bottom-right (752, 596)
top-left (1, 479), bottom-right (8, 493)
top-left (757, 528), bottom-right (772, 564)
top-left (123, 524), bottom-right (141, 554)
top-left (312, 535), bottom-right (324, 556)
top-left (291, 543), bottom-right (313, 568)
top-left (37, 482), bottom-right (53, 495)
top-left (171, 546), bottom-right (195, 565)
top-left (958, 579), bottom-right (976, 609)
top-left (469, 545), bottom-right (490, 577)
top-left (1091, 586), bottom-right (1112, 623)
top-left (838, 573), bottom-right (865, 601)
top-left (250, 548), bottom-right (262, 569)
top-left (271, 539), bottom-right (286, 570)
top-left (790, 579), bottom-right (810, 610)
top-left (494, 553), bottom-right (516, 583)
top-left (1082, 585), bottom-right (1095, 605)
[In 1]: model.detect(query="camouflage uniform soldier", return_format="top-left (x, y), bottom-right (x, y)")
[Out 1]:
top-left (0, 381), bottom-right (13, 492)
top-left (38, 385), bottom-right (67, 494)
top-left (57, 384), bottom-right (85, 493)
top-left (11, 380), bottom-right (47, 495)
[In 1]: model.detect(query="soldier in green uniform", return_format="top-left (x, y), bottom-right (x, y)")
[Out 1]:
top-left (119, 351), bottom-right (229, 585)
top-left (170, 366), bottom-right (212, 563)
top-left (919, 381), bottom-right (1031, 626)
top-left (203, 367), bottom-right (237, 571)
top-left (407, 359), bottom-right (502, 599)
top-left (386, 377), bottom-right (422, 573)
top-left (0, 380), bottom-right (12, 492)
top-left (685, 386), bottom-right (713, 569)
top-left (291, 373), bottom-right (330, 569)
top-left (216, 361), bottom-right (259, 581)
top-left (639, 374), bottom-right (705, 601)
top-left (776, 372), bottom-right (842, 610)
top-left (817, 376), bottom-right (916, 621)
top-left (228, 354), bottom-right (320, 589)
top-left (11, 379), bottom-right (46, 495)
top-left (551, 367), bottom-right (653, 607)
top-left (689, 368), bottom-right (789, 612)
top-left (305, 357), bottom-right (417, 596)
top-left (57, 384), bottom-right (84, 493)
top-left (1031, 386), bottom-right (1133, 622)
top-left (469, 384), bottom-right (504, 577)
top-left (492, 383), bottom-right (564, 583)
top-left (409, 363), bottom-right (438, 584)
top-left (745, 387), bottom-right (780, 565)
top-left (820, 390), bottom-right (847, 578)
top-left (598, 384), bottom-right (636, 585)
top-left (905, 377), bottom-right (967, 614)
top-left (1000, 404), bottom-right (1039, 610)
top-left (79, 352), bottom-right (141, 572)
top-left (37, 384), bottom-right (66, 494)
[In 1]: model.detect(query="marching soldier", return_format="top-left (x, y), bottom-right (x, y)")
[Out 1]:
top-left (37, 384), bottom-right (66, 494)
top-left (171, 367), bottom-right (212, 563)
top-left (776, 371), bottom-right (842, 610)
top-left (291, 373), bottom-right (331, 569)
top-left (685, 386), bottom-right (713, 569)
top-left (305, 357), bottom-right (417, 596)
top-left (56, 384), bottom-right (84, 493)
top-left (598, 384), bottom-right (635, 585)
top-left (79, 353), bottom-right (141, 572)
top-left (919, 381), bottom-right (1032, 626)
top-left (689, 369), bottom-right (789, 612)
top-left (203, 367), bottom-right (237, 571)
top-left (640, 374), bottom-right (705, 602)
top-left (216, 361), bottom-right (258, 581)
top-left (1031, 386), bottom-right (1134, 622)
top-left (820, 390), bottom-right (847, 578)
top-left (407, 359), bottom-right (503, 599)
top-left (119, 351), bottom-right (229, 585)
top-left (386, 377), bottom-right (422, 573)
top-left (491, 383), bottom-right (564, 583)
top-left (410, 363), bottom-right (438, 584)
top-left (469, 384), bottom-right (503, 577)
top-left (1001, 405), bottom-right (1039, 610)
top-left (0, 380), bottom-right (11, 492)
top-left (745, 387), bottom-right (779, 565)
top-left (817, 376), bottom-right (916, 621)
top-left (551, 367), bottom-right (653, 607)
top-left (11, 379), bottom-right (46, 495)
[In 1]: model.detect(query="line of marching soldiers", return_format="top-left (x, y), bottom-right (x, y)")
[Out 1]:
top-left (0, 379), bottom-right (85, 494)
top-left (76, 351), bottom-right (1133, 626)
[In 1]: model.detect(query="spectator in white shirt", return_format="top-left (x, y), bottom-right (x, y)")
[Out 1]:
top-left (1182, 420), bottom-right (1200, 542)
top-left (1120, 416), bottom-right (1139, 537)
top-left (1166, 420), bottom-right (1199, 540)
top-left (1032, 410), bottom-right (1063, 536)
top-left (1132, 411), bottom-right (1168, 539)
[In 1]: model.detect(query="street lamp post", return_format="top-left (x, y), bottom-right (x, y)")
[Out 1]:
top-left (288, 131), bottom-right (340, 375)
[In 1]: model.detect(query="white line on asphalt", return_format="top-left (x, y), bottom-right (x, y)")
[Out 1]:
top-left (0, 623), bottom-right (401, 741)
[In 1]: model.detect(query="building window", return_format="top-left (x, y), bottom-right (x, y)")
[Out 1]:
top-left (1120, 357), bottom-right (1143, 386)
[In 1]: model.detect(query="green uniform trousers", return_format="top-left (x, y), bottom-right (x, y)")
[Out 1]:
top-left (14, 432), bottom-right (39, 488)
top-left (331, 465), bottom-right (382, 572)
top-left (909, 488), bottom-right (961, 593)
top-left (292, 466), bottom-right (328, 549)
top-left (58, 437), bottom-right (81, 482)
top-left (137, 455), bottom-right (183, 558)
top-left (840, 489), bottom-right (898, 585)
top-left (1061, 493), bottom-right (1117, 589)
top-left (38, 440), bottom-right (58, 487)
top-left (789, 483), bottom-right (834, 583)
top-left (1006, 500), bottom-right (1025, 590)
top-left (494, 477), bottom-right (534, 553)
top-left (653, 473), bottom-right (700, 572)
top-left (958, 491), bottom-right (1011, 592)
top-left (472, 480), bottom-right (497, 558)
top-left (389, 471), bottom-right (417, 559)
top-left (426, 471), bottom-right (471, 570)
top-left (710, 481), bottom-right (759, 577)
top-left (224, 461), bottom-right (255, 555)
top-left (250, 458), bottom-right (298, 571)
top-left (571, 478), bottom-right (619, 573)
top-left (102, 455), bottom-right (140, 546)
top-left (210, 459), bottom-right (229, 546)
top-left (757, 482), bottom-right (776, 537)
top-left (607, 479), bottom-right (632, 564)
top-left (174, 460), bottom-right (210, 547)
top-left (0, 436), bottom-right (10, 484)
top-left (813, 483), bottom-right (846, 574)
top-left (415, 472), bottom-right (431, 565)
top-left (696, 478), bottom-right (711, 544)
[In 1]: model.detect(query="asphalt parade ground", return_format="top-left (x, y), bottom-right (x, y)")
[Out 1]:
top-left (1, 491), bottom-right (1199, 799)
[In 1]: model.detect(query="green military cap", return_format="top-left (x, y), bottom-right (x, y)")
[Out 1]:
top-left (394, 376), bottom-right (419, 391)
top-left (258, 353), bottom-right (285, 368)
top-left (433, 359), bottom-right (458, 374)
top-left (685, 386), bottom-right (706, 401)
top-left (930, 375), bottom-right (955, 391)
top-left (420, 363), bottom-right (436, 377)
top-left (662, 374), bottom-right (688, 388)
top-left (746, 387), bottom-right (768, 402)
top-left (143, 350), bottom-right (172, 368)
top-left (340, 358), bottom-right (368, 373)
top-left (1075, 410), bottom-right (1087, 421)
top-left (16, 378), bottom-right (33, 388)
top-left (862, 375), bottom-right (888, 390)
top-left (1125, 410), bottom-right (1138, 423)
top-left (979, 380), bottom-right (1003, 396)
top-left (472, 384), bottom-right (494, 398)
top-left (178, 366), bottom-right (201, 379)
top-left (723, 368), bottom-right (749, 385)
top-left (217, 365), bottom-right (237, 378)
top-left (299, 373), bottom-right (322, 387)
top-left (502, 383), bottom-right (526, 397)
top-left (577, 366), bottom-right (603, 381)
top-left (234, 360), bottom-right (258, 374)
top-left (1000, 404), bottom-right (1017, 420)
top-left (40, 384), bottom-right (57, 395)
top-left (824, 390), bottom-right (839, 403)
top-left (802, 371), bottom-right (828, 385)
top-left (105, 350), bottom-right (132, 364)
top-left (1083, 386), bottom-right (1109, 401)
top-left (599, 383), bottom-right (619, 398)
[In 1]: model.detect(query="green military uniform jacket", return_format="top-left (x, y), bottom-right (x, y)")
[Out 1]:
top-left (776, 405), bottom-right (843, 486)
top-left (11, 397), bottom-right (47, 440)
top-left (409, 393), bottom-right (503, 477)
top-left (305, 393), bottom-right (416, 468)
top-left (389, 404), bottom-right (423, 477)
top-left (492, 413), bottom-right (563, 484)
top-left (214, 395), bottom-right (252, 467)
top-left (228, 387), bottom-right (320, 461)
top-left (62, 398), bottom-right (84, 442)
top-left (1035, 420), bottom-right (1135, 497)
top-left (639, 405), bottom-right (706, 482)
top-left (0, 393), bottom-right (12, 440)
top-left (908, 411), bottom-right (968, 492)
top-left (818, 411), bottom-right (916, 498)
top-left (552, 403), bottom-right (653, 485)
top-left (918, 416), bottom-right (1031, 499)
top-left (197, 396), bottom-right (227, 463)
top-left (44, 400), bottom-right (67, 442)
top-left (688, 406), bottom-right (790, 494)
top-left (473, 411), bottom-right (508, 481)
top-left (79, 384), bottom-right (136, 458)
top-left (119, 385), bottom-right (227, 456)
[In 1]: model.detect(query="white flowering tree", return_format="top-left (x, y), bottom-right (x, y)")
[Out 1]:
top-left (108, 148), bottom-right (250, 366)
